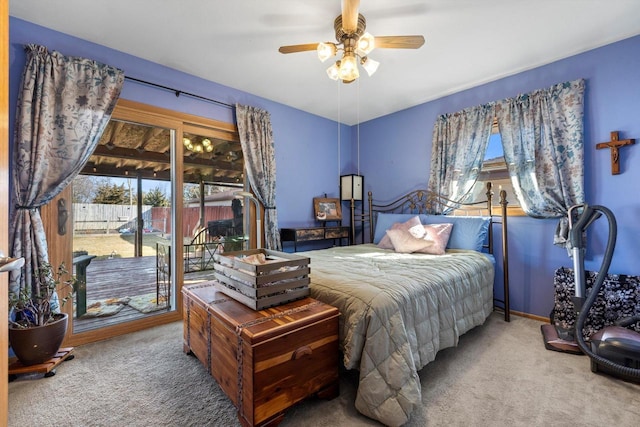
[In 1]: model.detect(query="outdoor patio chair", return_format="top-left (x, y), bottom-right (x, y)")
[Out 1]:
top-left (183, 226), bottom-right (222, 273)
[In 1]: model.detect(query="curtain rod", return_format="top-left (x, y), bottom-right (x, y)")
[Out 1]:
top-left (124, 76), bottom-right (234, 109)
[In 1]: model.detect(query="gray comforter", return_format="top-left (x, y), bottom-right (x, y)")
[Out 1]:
top-left (303, 244), bottom-right (494, 426)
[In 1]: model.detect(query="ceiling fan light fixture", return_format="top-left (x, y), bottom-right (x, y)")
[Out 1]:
top-left (183, 137), bottom-right (195, 151)
top-left (361, 56), bottom-right (379, 76)
top-left (202, 138), bottom-right (214, 152)
top-left (357, 32), bottom-right (375, 56)
top-left (317, 42), bottom-right (336, 62)
top-left (183, 136), bottom-right (214, 154)
top-left (327, 61), bottom-right (341, 80)
top-left (278, 6), bottom-right (424, 84)
top-left (339, 55), bottom-right (359, 81)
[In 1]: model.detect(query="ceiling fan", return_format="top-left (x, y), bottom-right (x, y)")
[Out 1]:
top-left (278, 0), bottom-right (425, 83)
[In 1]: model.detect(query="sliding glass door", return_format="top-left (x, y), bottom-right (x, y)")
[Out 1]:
top-left (56, 99), bottom-right (244, 344)
top-left (71, 118), bottom-right (178, 333)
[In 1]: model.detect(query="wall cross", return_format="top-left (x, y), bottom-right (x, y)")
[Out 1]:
top-left (596, 131), bottom-right (635, 175)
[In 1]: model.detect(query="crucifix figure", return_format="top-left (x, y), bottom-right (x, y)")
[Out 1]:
top-left (596, 131), bottom-right (635, 175)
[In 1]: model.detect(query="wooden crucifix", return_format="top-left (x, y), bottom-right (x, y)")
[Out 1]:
top-left (596, 131), bottom-right (635, 175)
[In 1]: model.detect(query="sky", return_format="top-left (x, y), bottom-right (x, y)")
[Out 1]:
top-left (485, 133), bottom-right (503, 160)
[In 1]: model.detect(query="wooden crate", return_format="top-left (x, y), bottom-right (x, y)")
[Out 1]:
top-left (213, 248), bottom-right (310, 310)
top-left (182, 282), bottom-right (340, 427)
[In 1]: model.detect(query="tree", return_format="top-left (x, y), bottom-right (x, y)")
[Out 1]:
top-left (143, 186), bottom-right (169, 207)
top-left (72, 175), bottom-right (102, 203)
top-left (184, 184), bottom-right (200, 203)
top-left (93, 182), bottom-right (128, 204)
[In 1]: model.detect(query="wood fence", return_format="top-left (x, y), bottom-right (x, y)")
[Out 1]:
top-left (72, 203), bottom-right (234, 236)
top-left (73, 203), bottom-right (151, 234)
top-left (155, 206), bottom-right (234, 236)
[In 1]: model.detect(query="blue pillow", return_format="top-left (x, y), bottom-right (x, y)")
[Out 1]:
top-left (373, 213), bottom-right (422, 244)
top-left (420, 214), bottom-right (491, 251)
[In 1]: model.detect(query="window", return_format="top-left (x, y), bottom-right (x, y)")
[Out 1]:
top-left (461, 123), bottom-right (524, 216)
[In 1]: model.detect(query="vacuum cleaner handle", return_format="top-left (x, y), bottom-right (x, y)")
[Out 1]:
top-left (568, 204), bottom-right (601, 249)
top-left (568, 204), bottom-right (600, 302)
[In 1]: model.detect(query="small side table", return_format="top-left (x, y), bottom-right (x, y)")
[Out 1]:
top-left (280, 226), bottom-right (350, 251)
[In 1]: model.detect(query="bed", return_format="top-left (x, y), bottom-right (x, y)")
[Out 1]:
top-left (298, 183), bottom-right (510, 426)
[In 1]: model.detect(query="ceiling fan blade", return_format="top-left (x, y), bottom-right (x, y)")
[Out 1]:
top-left (374, 35), bottom-right (425, 49)
top-left (342, 0), bottom-right (360, 33)
top-left (278, 43), bottom-right (320, 54)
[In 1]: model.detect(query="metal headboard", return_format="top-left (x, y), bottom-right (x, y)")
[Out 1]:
top-left (365, 182), bottom-right (511, 321)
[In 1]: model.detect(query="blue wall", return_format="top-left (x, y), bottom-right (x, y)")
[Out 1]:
top-left (9, 17), bottom-right (640, 318)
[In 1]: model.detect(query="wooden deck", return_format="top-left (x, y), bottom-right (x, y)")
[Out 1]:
top-left (72, 256), bottom-right (216, 333)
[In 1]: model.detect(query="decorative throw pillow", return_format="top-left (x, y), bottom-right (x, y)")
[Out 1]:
top-left (377, 215), bottom-right (422, 249)
top-left (373, 213), bottom-right (423, 244)
top-left (385, 228), bottom-right (435, 253)
top-left (386, 223), bottom-right (453, 255)
top-left (420, 223), bottom-right (454, 255)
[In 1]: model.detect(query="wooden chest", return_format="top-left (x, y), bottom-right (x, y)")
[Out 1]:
top-left (182, 282), bottom-right (340, 427)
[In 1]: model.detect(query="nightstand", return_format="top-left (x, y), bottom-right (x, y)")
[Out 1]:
top-left (280, 226), bottom-right (350, 251)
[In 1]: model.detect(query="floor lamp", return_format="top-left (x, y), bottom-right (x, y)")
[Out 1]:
top-left (340, 174), bottom-right (364, 244)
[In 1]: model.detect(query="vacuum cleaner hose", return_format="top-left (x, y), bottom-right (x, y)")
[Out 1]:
top-left (574, 205), bottom-right (640, 379)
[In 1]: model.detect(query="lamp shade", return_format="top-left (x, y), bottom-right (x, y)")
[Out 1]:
top-left (357, 32), bottom-right (375, 55)
top-left (340, 174), bottom-right (364, 201)
top-left (361, 57), bottom-right (379, 76)
top-left (326, 61), bottom-right (341, 80)
top-left (317, 42), bottom-right (336, 62)
top-left (338, 55), bottom-right (359, 82)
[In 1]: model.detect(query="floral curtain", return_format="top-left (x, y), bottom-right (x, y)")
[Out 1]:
top-left (427, 103), bottom-right (494, 213)
top-left (235, 104), bottom-right (281, 250)
top-left (9, 44), bottom-right (124, 298)
top-left (496, 79), bottom-right (585, 245)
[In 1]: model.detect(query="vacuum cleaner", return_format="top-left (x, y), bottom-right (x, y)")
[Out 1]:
top-left (541, 203), bottom-right (640, 382)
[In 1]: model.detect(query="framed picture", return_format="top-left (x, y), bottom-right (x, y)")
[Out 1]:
top-left (313, 197), bottom-right (342, 221)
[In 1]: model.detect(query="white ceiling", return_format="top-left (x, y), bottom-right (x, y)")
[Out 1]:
top-left (10, 1), bottom-right (640, 125)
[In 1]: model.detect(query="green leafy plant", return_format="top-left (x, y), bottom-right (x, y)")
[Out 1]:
top-left (8, 261), bottom-right (77, 328)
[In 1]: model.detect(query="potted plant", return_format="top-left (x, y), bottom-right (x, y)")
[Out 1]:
top-left (8, 261), bottom-right (76, 366)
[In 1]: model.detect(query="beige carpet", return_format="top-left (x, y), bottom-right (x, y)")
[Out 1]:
top-left (8, 312), bottom-right (640, 426)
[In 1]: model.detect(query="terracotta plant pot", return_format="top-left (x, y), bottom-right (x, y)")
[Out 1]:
top-left (9, 313), bottom-right (68, 366)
